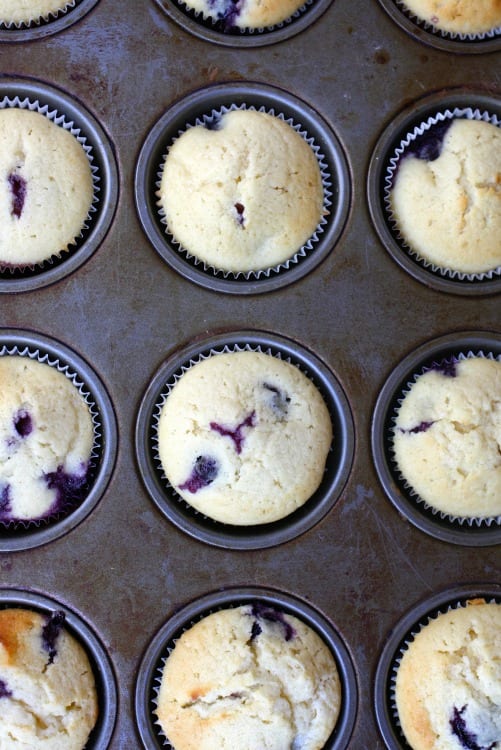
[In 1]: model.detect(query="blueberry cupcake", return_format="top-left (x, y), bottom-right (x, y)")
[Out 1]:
top-left (387, 113), bottom-right (501, 279)
top-left (0, 353), bottom-right (96, 525)
top-left (391, 354), bottom-right (501, 522)
top-left (397, 0), bottom-right (501, 37)
top-left (0, 106), bottom-right (95, 270)
top-left (394, 598), bottom-right (501, 750)
top-left (0, 606), bottom-right (98, 749)
top-left (156, 349), bottom-right (333, 526)
top-left (158, 107), bottom-right (327, 276)
top-left (154, 603), bottom-right (342, 750)
top-left (0, 0), bottom-right (76, 26)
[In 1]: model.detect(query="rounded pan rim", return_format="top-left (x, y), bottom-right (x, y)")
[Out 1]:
top-left (371, 329), bottom-right (501, 547)
top-left (374, 582), bottom-right (501, 750)
top-left (0, 75), bottom-right (118, 294)
top-left (0, 0), bottom-right (100, 41)
top-left (376, 0), bottom-right (501, 54)
top-left (153, 0), bottom-right (334, 47)
top-left (367, 86), bottom-right (501, 297)
top-left (135, 328), bottom-right (355, 549)
top-left (135, 80), bottom-right (351, 295)
top-left (0, 328), bottom-right (118, 552)
top-left (135, 585), bottom-right (358, 750)
top-left (0, 586), bottom-right (118, 748)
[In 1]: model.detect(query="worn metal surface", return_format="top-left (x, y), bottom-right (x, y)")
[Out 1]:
top-left (0, 0), bottom-right (500, 747)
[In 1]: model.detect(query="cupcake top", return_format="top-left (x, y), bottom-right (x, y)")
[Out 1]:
top-left (159, 109), bottom-right (324, 274)
top-left (157, 350), bottom-right (332, 525)
top-left (389, 118), bottom-right (501, 275)
top-left (176, 0), bottom-right (308, 29)
top-left (0, 607), bottom-right (98, 749)
top-left (0, 0), bottom-right (72, 25)
top-left (0, 355), bottom-right (94, 522)
top-left (155, 604), bottom-right (341, 750)
top-left (392, 356), bottom-right (501, 519)
top-left (395, 599), bottom-right (501, 750)
top-left (398, 0), bottom-right (501, 35)
top-left (0, 108), bottom-right (93, 267)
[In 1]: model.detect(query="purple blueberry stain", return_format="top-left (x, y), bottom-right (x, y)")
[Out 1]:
top-left (449, 705), bottom-right (496, 750)
top-left (207, 0), bottom-right (242, 30)
top-left (251, 602), bottom-right (296, 642)
top-left (43, 464), bottom-right (89, 511)
top-left (400, 420), bottom-right (435, 435)
top-left (0, 485), bottom-right (12, 520)
top-left (210, 411), bottom-right (256, 454)
top-left (179, 455), bottom-right (219, 494)
top-left (429, 358), bottom-right (458, 378)
top-left (0, 680), bottom-right (12, 699)
top-left (42, 610), bottom-right (65, 666)
top-left (262, 382), bottom-right (291, 420)
top-left (14, 409), bottom-right (33, 438)
top-left (8, 173), bottom-right (27, 219)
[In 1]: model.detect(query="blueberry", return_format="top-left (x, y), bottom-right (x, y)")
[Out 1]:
top-left (43, 464), bottom-right (88, 509)
top-left (0, 680), bottom-right (12, 699)
top-left (250, 602), bottom-right (296, 642)
top-left (8, 173), bottom-right (27, 219)
top-left (210, 412), bottom-right (256, 454)
top-left (234, 202), bottom-right (245, 227)
top-left (14, 409), bottom-right (33, 438)
top-left (449, 705), bottom-right (496, 750)
top-left (429, 359), bottom-right (458, 378)
top-left (262, 382), bottom-right (290, 419)
top-left (208, 0), bottom-right (241, 29)
top-left (407, 121), bottom-right (452, 162)
top-left (42, 610), bottom-right (65, 666)
top-left (0, 485), bottom-right (11, 519)
top-left (401, 420), bottom-right (435, 435)
top-left (179, 455), bottom-right (219, 494)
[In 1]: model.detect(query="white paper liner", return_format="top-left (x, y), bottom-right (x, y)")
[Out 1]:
top-left (388, 597), bottom-right (501, 737)
top-left (0, 95), bottom-right (100, 274)
top-left (388, 350), bottom-right (501, 528)
top-left (384, 106), bottom-right (501, 282)
top-left (0, 0), bottom-right (77, 29)
top-left (155, 103), bottom-right (332, 281)
top-left (173, 0), bottom-right (314, 34)
top-left (150, 342), bottom-right (322, 522)
top-left (396, 0), bottom-right (501, 41)
top-left (0, 345), bottom-right (102, 530)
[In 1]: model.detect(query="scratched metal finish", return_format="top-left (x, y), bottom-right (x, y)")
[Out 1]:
top-left (0, 0), bottom-right (499, 748)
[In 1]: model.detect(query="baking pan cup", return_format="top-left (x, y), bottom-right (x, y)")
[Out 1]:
top-left (376, 0), bottom-right (501, 53)
top-left (135, 586), bottom-right (358, 750)
top-left (135, 329), bottom-right (354, 550)
top-left (153, 0), bottom-right (333, 47)
top-left (374, 582), bottom-right (501, 750)
top-left (371, 330), bottom-right (501, 547)
top-left (0, 76), bottom-right (118, 294)
top-left (367, 88), bottom-right (501, 296)
top-left (0, 329), bottom-right (117, 552)
top-left (0, 587), bottom-right (117, 749)
top-left (135, 81), bottom-right (351, 295)
top-left (0, 0), bottom-right (99, 41)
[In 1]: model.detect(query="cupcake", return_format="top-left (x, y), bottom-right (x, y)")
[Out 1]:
top-left (158, 108), bottom-right (325, 275)
top-left (0, 107), bottom-right (94, 268)
top-left (0, 607), bottom-right (98, 749)
top-left (391, 355), bottom-right (501, 520)
top-left (388, 117), bottom-right (501, 276)
top-left (0, 354), bottom-right (94, 524)
top-left (397, 0), bottom-right (501, 36)
top-left (175, 0), bottom-right (308, 30)
top-left (394, 598), bottom-right (501, 750)
top-left (156, 349), bottom-right (333, 525)
top-left (0, 0), bottom-right (75, 26)
top-left (154, 603), bottom-right (341, 750)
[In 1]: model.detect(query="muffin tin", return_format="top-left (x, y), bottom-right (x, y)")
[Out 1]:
top-left (0, 0), bottom-right (499, 748)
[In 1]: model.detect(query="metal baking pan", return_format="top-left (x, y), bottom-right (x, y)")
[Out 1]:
top-left (0, 0), bottom-right (499, 747)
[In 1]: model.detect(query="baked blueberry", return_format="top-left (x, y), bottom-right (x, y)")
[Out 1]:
top-left (42, 610), bottom-right (66, 665)
top-left (8, 173), bottom-right (27, 219)
top-left (44, 464), bottom-right (89, 509)
top-left (0, 680), bottom-right (12, 699)
top-left (14, 409), bottom-right (33, 438)
top-left (400, 420), bottom-right (435, 434)
top-left (251, 602), bottom-right (296, 641)
top-left (262, 382), bottom-right (291, 419)
top-left (406, 121), bottom-right (452, 163)
top-left (0, 485), bottom-right (11, 517)
top-left (449, 705), bottom-right (496, 750)
top-left (179, 455), bottom-right (219, 494)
